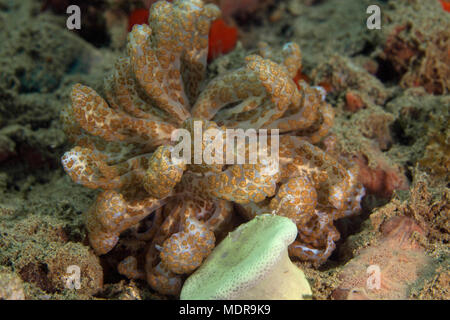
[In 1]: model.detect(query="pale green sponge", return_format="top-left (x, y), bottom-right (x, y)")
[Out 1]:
top-left (180, 214), bottom-right (313, 300)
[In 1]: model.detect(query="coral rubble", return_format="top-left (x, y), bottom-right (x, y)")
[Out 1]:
top-left (333, 216), bottom-right (430, 300)
top-left (380, 0), bottom-right (450, 94)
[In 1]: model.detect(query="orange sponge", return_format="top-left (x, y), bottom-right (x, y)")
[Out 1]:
top-left (207, 18), bottom-right (238, 62)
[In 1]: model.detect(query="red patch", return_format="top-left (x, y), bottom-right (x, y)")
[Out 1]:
top-left (293, 69), bottom-right (310, 88)
top-left (345, 91), bottom-right (365, 112)
top-left (128, 8), bottom-right (150, 32)
top-left (292, 69), bottom-right (335, 93)
top-left (208, 19), bottom-right (238, 62)
top-left (440, 0), bottom-right (450, 12)
top-left (317, 82), bottom-right (334, 93)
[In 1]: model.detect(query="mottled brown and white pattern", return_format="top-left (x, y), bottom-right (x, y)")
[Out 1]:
top-left (61, 0), bottom-right (364, 296)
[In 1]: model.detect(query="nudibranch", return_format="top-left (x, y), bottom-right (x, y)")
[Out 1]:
top-left (61, 0), bottom-right (364, 295)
